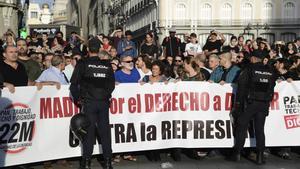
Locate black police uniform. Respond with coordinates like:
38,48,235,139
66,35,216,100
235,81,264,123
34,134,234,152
0,72,3,97
0,72,3,89
70,56,115,168
232,61,276,164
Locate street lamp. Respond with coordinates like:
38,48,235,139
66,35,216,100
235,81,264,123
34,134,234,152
244,23,270,38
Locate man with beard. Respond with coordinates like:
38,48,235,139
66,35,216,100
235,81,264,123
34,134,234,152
17,39,41,85
136,54,152,81
115,55,140,83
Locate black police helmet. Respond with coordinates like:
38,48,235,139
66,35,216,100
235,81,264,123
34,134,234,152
70,113,91,141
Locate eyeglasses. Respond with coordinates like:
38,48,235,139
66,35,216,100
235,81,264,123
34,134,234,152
122,60,133,63
175,60,182,62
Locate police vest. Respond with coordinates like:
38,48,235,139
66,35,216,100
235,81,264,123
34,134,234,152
248,64,274,102
79,58,113,101
82,59,111,89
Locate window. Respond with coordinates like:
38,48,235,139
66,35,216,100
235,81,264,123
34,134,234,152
284,2,295,19
201,3,212,25
241,3,253,21
222,3,232,24
281,33,296,43
176,3,186,20
31,11,38,19
263,2,273,20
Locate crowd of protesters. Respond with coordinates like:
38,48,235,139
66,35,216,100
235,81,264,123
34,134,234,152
0,26,300,168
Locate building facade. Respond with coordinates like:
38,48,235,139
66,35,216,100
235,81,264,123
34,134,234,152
87,0,111,35
0,0,24,36
67,0,112,39
27,3,52,25
52,0,67,24
119,0,300,46
67,0,91,38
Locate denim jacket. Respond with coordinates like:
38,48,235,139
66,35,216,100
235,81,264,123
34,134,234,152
117,39,137,57
209,66,224,83
223,65,240,83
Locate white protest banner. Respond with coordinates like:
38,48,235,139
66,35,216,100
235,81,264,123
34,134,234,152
0,81,299,167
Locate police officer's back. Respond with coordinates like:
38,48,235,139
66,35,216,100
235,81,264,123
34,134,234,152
70,55,115,102
230,50,276,165
70,38,115,169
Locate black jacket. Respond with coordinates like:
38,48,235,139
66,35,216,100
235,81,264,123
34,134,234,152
0,72,3,89
235,62,276,105
70,56,115,103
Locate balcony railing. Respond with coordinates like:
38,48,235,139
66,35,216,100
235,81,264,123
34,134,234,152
159,18,300,27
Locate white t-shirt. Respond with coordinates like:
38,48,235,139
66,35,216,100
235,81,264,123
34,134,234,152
185,43,202,55
63,64,74,82
137,68,152,81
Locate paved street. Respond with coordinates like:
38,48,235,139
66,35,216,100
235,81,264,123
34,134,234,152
5,151,300,169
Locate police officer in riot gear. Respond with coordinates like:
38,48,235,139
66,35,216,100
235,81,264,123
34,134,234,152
70,38,115,169
229,50,276,165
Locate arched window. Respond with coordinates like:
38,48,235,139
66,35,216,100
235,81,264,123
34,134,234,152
201,3,212,25
222,3,232,24
176,3,186,20
263,2,273,20
241,3,253,21
284,2,295,19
